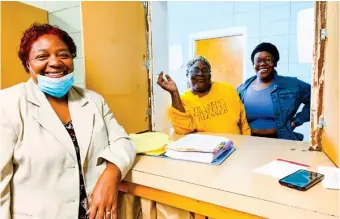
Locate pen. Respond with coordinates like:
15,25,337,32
277,159,310,167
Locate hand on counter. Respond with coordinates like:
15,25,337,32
87,162,121,219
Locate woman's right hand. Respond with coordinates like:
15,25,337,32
157,72,178,94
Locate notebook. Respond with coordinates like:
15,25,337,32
164,134,234,164
318,166,340,190
148,146,235,166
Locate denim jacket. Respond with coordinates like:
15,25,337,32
237,71,311,141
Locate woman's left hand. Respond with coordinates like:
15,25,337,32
87,162,121,219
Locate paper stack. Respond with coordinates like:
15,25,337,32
318,166,340,190
129,132,172,155
165,134,234,163
253,159,308,179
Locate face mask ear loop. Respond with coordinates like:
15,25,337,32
27,62,40,85
28,63,38,75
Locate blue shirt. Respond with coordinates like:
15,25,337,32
243,82,276,130
237,71,311,141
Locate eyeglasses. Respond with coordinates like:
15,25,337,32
254,56,274,65
189,67,211,76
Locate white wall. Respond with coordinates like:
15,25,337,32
167,1,314,90
20,1,85,88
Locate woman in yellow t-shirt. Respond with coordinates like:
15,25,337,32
158,56,251,136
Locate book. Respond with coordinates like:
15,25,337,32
165,134,234,164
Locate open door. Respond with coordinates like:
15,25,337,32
311,1,339,167
321,2,339,166
190,28,246,88
0,1,48,89
81,2,150,134
195,35,244,88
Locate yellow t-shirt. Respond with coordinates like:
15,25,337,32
169,82,251,135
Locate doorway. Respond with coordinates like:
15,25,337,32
189,27,247,88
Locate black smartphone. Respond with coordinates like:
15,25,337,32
279,169,325,191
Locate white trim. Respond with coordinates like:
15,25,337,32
188,26,248,82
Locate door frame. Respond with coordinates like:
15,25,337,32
188,27,248,81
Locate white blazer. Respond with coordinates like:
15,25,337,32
0,79,136,219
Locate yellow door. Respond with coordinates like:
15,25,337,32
0,1,48,89
82,2,149,134
195,35,244,88
322,1,339,166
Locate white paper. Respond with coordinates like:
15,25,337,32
254,160,308,179
165,149,214,163
166,134,231,152
169,44,183,71
318,166,340,190
297,8,314,64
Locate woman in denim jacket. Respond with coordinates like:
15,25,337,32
237,42,311,141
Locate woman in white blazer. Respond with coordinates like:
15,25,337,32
0,23,136,219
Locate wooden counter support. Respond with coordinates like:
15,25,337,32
194,214,206,219
119,181,264,219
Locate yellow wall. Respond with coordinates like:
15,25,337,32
322,1,339,166
0,2,48,89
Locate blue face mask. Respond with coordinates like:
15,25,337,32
28,64,74,98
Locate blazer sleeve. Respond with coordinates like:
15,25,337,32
0,107,18,219
96,96,136,180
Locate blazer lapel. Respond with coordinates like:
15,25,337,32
26,79,77,161
68,87,94,166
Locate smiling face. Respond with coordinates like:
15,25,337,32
27,34,74,82
253,51,276,81
187,60,212,93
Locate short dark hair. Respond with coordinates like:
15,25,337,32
18,23,77,73
186,56,211,76
251,42,280,64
